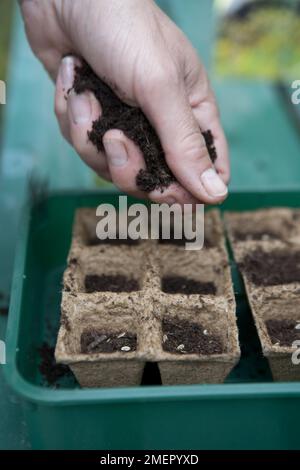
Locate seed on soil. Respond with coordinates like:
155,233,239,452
88,334,107,350
81,329,137,354
176,344,185,351
84,274,140,293
203,329,208,335
163,334,168,343
295,324,300,330
162,275,217,295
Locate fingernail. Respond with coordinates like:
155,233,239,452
103,139,128,166
201,168,228,198
60,56,75,92
69,91,92,124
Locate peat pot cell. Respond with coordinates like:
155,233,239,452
158,248,224,295
162,317,223,355
240,248,300,287
56,314,144,387
158,312,239,385
251,298,300,381
73,208,141,247
226,209,296,243
74,249,144,293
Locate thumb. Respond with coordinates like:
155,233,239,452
140,78,228,203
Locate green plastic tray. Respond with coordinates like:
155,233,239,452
4,190,300,450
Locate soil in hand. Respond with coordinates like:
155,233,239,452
81,329,137,354
162,317,223,355
73,61,217,192
85,274,139,293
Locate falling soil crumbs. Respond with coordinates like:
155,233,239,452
266,319,300,347
162,317,223,355
85,274,139,293
73,61,217,192
240,249,300,286
162,275,216,295
38,342,70,386
81,329,137,354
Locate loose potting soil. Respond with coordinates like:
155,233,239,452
73,61,217,192
81,329,137,353
38,342,70,386
162,317,223,355
266,319,300,347
162,275,217,295
85,274,139,293
240,249,300,286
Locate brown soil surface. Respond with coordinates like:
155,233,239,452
162,317,223,355
161,275,216,295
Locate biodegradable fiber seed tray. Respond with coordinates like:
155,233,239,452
55,209,240,387
225,208,300,381
7,191,300,450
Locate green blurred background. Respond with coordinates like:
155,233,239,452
0,0,13,124
0,1,13,77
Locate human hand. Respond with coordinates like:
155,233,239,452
20,0,229,205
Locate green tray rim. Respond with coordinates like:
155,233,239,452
4,188,300,406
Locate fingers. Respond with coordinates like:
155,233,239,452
103,130,198,205
102,130,148,199
192,93,230,185
149,184,198,207
68,90,110,178
55,56,110,178
55,56,80,143
139,74,228,204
